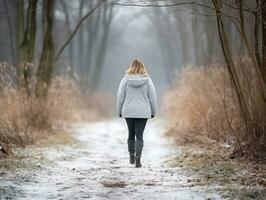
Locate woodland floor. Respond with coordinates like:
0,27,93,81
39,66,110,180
0,118,265,200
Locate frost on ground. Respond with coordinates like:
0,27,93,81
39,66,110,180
0,119,264,200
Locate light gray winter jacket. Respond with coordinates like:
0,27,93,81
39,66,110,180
116,74,157,119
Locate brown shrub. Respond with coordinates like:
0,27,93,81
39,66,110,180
163,59,266,160
0,88,51,146
47,77,114,122
0,63,112,147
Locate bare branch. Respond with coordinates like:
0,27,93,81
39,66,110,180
222,1,254,14
55,0,106,61
107,0,217,11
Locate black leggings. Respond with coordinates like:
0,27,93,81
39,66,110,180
125,118,148,141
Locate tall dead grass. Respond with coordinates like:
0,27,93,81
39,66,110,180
163,58,266,160
0,63,112,147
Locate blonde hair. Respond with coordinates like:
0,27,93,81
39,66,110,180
126,59,148,75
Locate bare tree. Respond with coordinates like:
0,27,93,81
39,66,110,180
261,0,266,82
16,0,38,91
3,0,16,65
36,0,55,97
90,3,114,89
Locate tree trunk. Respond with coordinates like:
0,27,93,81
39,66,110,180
254,0,263,70
16,0,24,64
79,0,84,77
237,0,266,96
212,0,247,154
212,0,248,124
59,0,74,78
20,0,38,63
16,0,38,91
36,0,55,97
3,0,16,65
261,0,266,82
86,4,102,88
91,4,113,90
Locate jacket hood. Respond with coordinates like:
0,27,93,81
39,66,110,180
125,74,149,87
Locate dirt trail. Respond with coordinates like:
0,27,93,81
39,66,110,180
1,118,224,200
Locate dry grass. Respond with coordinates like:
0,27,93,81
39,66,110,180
0,63,113,150
163,58,266,160
46,76,112,123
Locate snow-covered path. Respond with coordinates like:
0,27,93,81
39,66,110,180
1,118,223,200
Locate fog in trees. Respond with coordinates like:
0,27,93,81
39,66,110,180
1,0,249,97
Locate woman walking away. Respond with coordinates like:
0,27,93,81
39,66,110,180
116,59,157,168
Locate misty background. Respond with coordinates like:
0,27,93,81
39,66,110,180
1,0,248,100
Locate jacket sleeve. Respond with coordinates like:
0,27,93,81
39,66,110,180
148,77,157,116
116,78,126,115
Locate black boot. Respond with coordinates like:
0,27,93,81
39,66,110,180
135,155,142,168
135,140,143,168
127,140,135,164
129,153,135,164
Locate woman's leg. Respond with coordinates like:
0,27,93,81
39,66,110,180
125,118,136,164
134,118,148,168
125,118,135,141
135,118,147,142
